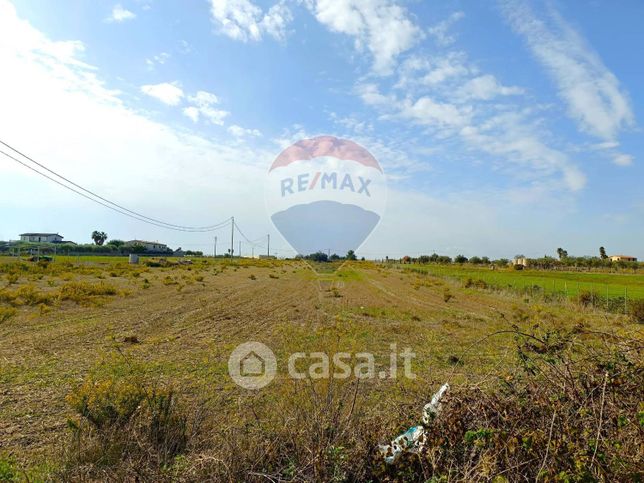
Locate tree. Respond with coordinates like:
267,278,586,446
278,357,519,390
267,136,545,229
599,246,608,259
455,254,468,264
346,249,357,261
91,231,108,246
130,243,147,254
306,251,328,262
106,239,124,248
556,248,568,260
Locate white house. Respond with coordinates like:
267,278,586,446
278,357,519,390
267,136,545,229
609,255,637,262
124,240,169,252
512,256,529,267
20,233,64,243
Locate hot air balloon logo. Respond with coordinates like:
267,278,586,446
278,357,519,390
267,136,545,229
265,136,386,257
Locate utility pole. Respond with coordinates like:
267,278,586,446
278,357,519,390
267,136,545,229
251,246,254,258
214,236,217,258
239,241,242,258
230,217,234,260
267,234,270,258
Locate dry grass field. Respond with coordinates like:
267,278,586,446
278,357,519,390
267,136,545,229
0,257,641,481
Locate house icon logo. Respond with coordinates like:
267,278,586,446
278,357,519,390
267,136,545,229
240,350,265,376
228,342,277,389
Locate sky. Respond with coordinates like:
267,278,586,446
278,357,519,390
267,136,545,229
0,0,642,259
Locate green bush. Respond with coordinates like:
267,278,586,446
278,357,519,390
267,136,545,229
629,299,644,323
66,376,146,429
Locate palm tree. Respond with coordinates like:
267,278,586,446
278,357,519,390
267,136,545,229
91,230,108,246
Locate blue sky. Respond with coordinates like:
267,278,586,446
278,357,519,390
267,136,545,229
0,0,642,259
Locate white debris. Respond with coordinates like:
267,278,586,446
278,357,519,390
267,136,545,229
379,383,450,464
378,425,425,464
422,383,449,424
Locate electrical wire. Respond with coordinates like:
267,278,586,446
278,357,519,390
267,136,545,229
0,139,231,232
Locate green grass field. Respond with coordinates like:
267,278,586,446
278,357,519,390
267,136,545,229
399,263,644,300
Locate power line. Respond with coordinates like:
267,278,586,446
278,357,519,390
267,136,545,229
0,139,231,232
234,222,266,248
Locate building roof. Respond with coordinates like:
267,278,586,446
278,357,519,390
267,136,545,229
126,239,168,246
20,233,63,237
610,255,636,258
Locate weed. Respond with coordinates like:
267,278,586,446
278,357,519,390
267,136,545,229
0,455,18,482
0,307,17,323
5,273,19,285
63,376,196,480
629,299,644,323
443,287,453,303
0,284,55,307
249,274,257,280
66,375,146,429
58,281,119,305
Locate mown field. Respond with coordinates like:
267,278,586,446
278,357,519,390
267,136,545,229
0,256,641,481
398,263,644,301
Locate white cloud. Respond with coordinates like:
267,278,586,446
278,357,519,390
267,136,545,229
502,0,634,143
106,4,136,23
427,11,464,46
356,83,393,106
357,73,582,191
183,90,230,125
457,74,524,100
459,114,586,191
145,52,170,69
228,124,262,137
612,153,633,167
312,0,422,75
209,0,292,42
188,90,219,107
140,82,184,105
182,106,200,123
400,96,471,128
395,53,470,93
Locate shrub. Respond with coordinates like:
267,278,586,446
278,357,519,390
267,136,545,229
629,299,644,323
5,273,19,285
66,376,146,429
443,287,453,302
410,327,643,482
0,307,17,323
0,455,17,482
0,284,55,307
63,376,195,479
578,290,593,306
58,281,118,304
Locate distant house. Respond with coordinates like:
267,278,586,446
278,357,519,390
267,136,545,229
173,247,185,257
124,240,169,253
512,256,529,267
20,233,64,243
609,255,637,262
